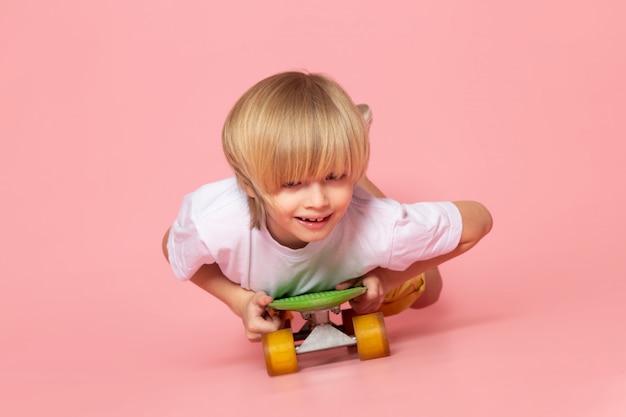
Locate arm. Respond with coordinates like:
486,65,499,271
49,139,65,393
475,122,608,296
357,175,493,285
377,200,492,292
162,229,281,341
342,200,492,313
189,263,281,341
346,178,493,312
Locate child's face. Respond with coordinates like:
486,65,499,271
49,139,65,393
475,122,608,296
264,173,354,249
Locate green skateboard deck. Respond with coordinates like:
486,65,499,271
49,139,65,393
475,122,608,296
268,287,367,312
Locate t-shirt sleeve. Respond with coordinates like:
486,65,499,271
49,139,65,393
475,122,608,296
387,201,463,271
166,193,215,281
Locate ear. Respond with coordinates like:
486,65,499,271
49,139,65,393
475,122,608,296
241,182,257,199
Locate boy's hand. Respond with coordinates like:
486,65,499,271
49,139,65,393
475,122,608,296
240,290,281,342
187,264,282,342
335,269,386,314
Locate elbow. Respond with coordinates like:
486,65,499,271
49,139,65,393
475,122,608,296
456,201,493,248
162,228,171,262
479,203,493,238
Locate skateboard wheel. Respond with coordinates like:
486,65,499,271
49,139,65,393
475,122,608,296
352,312,390,360
262,328,298,376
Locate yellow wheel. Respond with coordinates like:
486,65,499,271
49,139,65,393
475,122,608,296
352,312,390,360
262,328,298,376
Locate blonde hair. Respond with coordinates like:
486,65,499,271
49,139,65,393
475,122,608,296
222,71,370,229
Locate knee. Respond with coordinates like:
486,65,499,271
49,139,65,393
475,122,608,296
411,267,443,309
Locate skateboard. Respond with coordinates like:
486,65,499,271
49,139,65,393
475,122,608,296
262,287,390,376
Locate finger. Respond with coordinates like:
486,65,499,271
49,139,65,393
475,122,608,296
248,314,281,335
335,278,363,290
353,291,378,304
247,332,262,343
357,303,381,314
362,278,383,295
246,316,281,343
350,295,383,314
351,300,376,314
252,291,274,307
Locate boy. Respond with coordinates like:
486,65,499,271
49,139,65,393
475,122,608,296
163,71,492,341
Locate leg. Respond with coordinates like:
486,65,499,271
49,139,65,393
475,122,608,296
411,267,443,309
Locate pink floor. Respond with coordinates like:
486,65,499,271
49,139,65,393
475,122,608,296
2,1,625,416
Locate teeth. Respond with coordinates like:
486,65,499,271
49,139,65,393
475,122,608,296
301,217,323,222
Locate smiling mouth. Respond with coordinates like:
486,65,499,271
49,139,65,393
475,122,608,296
297,216,330,223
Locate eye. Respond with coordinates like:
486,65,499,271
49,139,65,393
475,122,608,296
325,173,346,181
282,181,301,188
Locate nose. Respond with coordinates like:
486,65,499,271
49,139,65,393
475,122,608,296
304,182,329,209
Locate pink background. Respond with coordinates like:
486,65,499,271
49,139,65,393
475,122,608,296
2,1,625,415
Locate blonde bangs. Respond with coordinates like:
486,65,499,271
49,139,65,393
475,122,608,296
259,101,366,193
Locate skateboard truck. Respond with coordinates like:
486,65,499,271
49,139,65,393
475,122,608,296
262,287,390,376
296,309,355,354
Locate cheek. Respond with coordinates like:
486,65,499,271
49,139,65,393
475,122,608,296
267,196,295,218
335,188,354,212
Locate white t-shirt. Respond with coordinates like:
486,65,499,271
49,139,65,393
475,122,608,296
167,177,462,298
